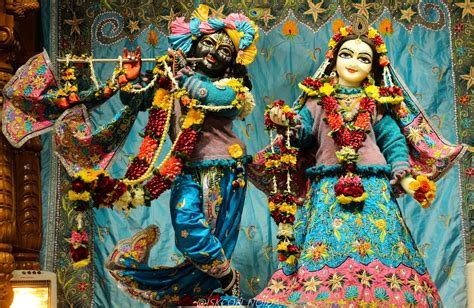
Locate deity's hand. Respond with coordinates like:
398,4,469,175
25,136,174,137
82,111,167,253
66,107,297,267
168,48,188,75
123,46,142,81
400,176,416,196
269,106,289,127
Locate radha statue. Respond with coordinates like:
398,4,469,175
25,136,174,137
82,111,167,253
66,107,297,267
253,18,466,307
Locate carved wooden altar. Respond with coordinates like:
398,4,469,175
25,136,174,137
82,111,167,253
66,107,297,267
0,1,41,307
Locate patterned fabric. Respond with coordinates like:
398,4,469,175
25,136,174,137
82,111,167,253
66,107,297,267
2,52,58,147
388,66,467,181
106,165,247,305
54,104,139,175
256,175,442,306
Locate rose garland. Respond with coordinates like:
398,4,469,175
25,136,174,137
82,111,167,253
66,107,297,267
263,100,301,264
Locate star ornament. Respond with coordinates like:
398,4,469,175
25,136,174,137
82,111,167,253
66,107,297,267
400,7,416,22
260,8,276,27
210,5,226,19
455,0,474,19
65,12,84,35
460,66,474,89
303,276,322,293
127,20,140,33
353,0,374,19
304,0,327,23
161,8,178,29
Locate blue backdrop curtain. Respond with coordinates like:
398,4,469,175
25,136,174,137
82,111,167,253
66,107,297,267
38,1,470,307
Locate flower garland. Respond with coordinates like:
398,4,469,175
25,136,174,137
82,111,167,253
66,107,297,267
65,56,252,265
263,100,301,264
299,76,407,206
325,26,390,67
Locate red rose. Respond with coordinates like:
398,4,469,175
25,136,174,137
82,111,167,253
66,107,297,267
288,245,299,253
70,245,89,262
72,179,85,192
414,190,426,202
419,182,431,193
97,175,116,193
278,254,286,262
333,33,342,42
372,35,384,46
158,77,172,90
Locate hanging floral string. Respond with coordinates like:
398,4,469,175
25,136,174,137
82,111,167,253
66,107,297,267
263,100,300,264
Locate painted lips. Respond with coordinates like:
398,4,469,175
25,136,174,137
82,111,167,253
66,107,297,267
346,67,358,73
206,55,216,64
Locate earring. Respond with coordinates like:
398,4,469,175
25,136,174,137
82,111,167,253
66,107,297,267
368,73,375,84
329,71,337,78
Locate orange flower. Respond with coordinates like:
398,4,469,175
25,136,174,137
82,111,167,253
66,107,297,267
137,136,158,162
379,18,394,35
332,18,345,34
282,20,298,37
160,156,183,180
147,30,158,47
327,113,343,131
354,112,370,130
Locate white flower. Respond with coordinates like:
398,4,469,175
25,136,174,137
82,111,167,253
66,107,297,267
239,90,255,120
114,191,132,213
278,223,294,237
131,187,145,207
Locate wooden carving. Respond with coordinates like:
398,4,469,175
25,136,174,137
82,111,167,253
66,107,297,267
12,137,42,271
6,0,40,17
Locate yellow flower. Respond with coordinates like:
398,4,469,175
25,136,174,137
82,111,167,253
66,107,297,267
226,79,243,92
182,108,205,128
228,144,243,159
319,83,334,97
277,240,290,251
376,44,387,54
281,154,296,165
268,201,277,212
279,203,297,216
429,181,437,192
367,28,378,39
75,169,104,183
364,85,380,99
282,105,293,113
153,88,171,109
68,190,90,202
416,175,428,182
285,255,296,265
328,39,337,49
426,191,436,202
408,180,421,191
175,89,186,99
339,26,348,37
375,219,386,230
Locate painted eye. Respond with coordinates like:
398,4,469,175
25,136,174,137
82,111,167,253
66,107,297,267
201,38,214,47
338,51,352,58
358,57,371,64
219,47,232,57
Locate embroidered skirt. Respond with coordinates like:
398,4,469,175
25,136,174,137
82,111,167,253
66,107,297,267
256,174,441,307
